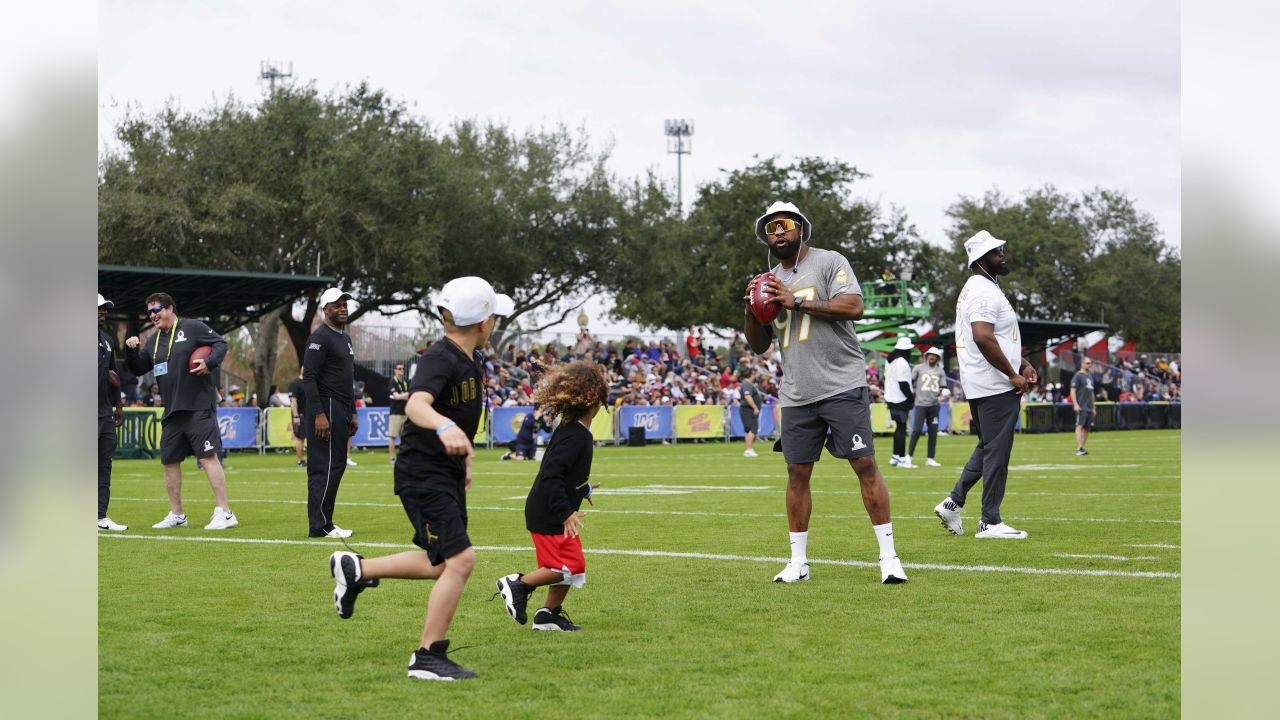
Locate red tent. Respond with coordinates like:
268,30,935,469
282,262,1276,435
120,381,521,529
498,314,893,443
1086,337,1109,363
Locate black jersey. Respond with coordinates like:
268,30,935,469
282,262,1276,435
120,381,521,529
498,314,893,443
287,378,307,416
125,318,227,420
98,328,116,419
301,324,355,417
524,421,594,534
394,339,485,496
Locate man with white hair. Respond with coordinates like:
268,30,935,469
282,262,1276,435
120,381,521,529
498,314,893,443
934,231,1037,539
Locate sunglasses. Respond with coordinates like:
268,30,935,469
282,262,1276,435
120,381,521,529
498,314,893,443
764,218,802,235
147,306,165,315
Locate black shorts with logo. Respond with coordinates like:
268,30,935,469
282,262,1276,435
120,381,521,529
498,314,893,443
741,408,759,434
1077,409,1095,428
399,486,471,566
160,409,223,465
776,386,876,464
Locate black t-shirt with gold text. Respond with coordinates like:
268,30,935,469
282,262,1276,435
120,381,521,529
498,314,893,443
394,339,485,496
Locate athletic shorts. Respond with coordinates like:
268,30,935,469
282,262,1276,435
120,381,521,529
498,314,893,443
292,419,306,441
399,488,471,566
389,413,407,438
160,409,222,465
530,531,586,588
741,409,759,434
1077,409,1095,428
776,386,875,464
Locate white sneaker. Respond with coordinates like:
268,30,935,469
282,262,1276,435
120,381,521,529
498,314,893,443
879,555,908,584
205,508,239,530
347,457,358,467
743,449,759,458
152,512,188,529
898,457,918,469
889,455,900,466
975,522,1028,539
926,458,943,467
97,517,127,531
325,525,354,539
933,498,964,536
772,562,810,583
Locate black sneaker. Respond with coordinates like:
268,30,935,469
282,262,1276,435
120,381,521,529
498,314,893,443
532,606,581,632
492,574,533,625
407,640,476,681
1076,448,1089,456
330,551,378,619
296,460,306,467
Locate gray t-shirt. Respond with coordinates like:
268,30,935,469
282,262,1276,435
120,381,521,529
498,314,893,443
740,380,762,417
770,247,866,407
911,363,948,407
1072,371,1095,408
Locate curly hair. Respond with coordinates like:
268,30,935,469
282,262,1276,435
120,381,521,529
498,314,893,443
532,360,609,423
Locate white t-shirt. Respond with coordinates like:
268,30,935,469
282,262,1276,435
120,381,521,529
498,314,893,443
955,274,1022,400
883,357,914,404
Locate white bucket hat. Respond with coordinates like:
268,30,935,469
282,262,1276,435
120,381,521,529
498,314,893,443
964,230,1006,266
754,201,812,244
925,346,944,358
318,288,353,307
893,336,915,351
438,276,515,326
97,293,114,308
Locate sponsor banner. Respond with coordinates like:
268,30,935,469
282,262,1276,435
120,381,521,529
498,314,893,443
216,407,260,449
726,405,779,438
352,407,391,447
675,405,724,439
490,406,553,445
116,408,164,458
588,406,613,442
265,407,294,448
950,402,972,434
619,405,674,440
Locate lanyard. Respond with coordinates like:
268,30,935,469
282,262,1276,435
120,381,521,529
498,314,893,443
153,319,179,363
395,377,407,393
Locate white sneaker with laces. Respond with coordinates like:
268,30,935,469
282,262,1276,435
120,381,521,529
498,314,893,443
975,522,1028,539
889,455,900,466
926,458,943,467
325,525,354,539
879,555,908,584
152,512,188,529
772,562,810,583
898,457,918,469
743,449,759,458
204,509,239,530
97,517,127,531
933,498,963,535
347,457,358,467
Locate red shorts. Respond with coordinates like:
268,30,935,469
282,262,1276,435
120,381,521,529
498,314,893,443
531,532,586,576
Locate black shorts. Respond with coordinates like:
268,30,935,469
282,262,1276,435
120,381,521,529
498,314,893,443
292,420,306,441
777,387,875,464
741,409,759,434
399,487,471,566
1077,409,1095,428
160,409,222,465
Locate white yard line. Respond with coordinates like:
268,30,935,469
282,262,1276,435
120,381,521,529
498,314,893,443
98,533,1180,579
1127,543,1181,549
1054,553,1160,561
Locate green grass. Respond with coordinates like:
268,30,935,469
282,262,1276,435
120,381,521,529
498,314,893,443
99,429,1180,719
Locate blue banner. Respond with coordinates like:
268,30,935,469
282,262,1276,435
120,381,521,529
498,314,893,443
490,406,553,445
906,406,953,434
352,407,392,447
727,404,778,438
216,407,260,449
619,405,674,440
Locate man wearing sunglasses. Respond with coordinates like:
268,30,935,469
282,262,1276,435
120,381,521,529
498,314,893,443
124,292,238,530
743,201,907,585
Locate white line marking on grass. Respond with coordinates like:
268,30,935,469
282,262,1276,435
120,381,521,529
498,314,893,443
1008,464,1141,471
1128,543,1181,549
1054,553,1160,561
98,534,1180,579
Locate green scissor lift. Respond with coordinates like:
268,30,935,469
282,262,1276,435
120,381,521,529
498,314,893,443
857,279,931,355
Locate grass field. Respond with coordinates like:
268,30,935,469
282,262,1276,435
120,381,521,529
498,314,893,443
99,429,1180,719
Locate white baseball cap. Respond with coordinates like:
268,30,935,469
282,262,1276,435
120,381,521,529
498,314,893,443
318,288,353,307
438,276,515,326
926,347,944,358
893,336,915,351
964,230,1006,266
97,293,114,308
754,201,812,243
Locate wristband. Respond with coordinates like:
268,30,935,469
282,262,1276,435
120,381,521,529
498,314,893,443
435,421,457,435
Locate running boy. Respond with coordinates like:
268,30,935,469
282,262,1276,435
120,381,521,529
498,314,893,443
327,277,513,681
494,360,608,632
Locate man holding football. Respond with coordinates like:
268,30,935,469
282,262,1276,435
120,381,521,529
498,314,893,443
743,201,907,585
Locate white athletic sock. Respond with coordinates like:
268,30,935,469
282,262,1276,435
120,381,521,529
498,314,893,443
873,522,897,558
789,531,809,564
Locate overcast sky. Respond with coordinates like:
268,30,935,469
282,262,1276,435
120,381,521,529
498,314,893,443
99,0,1179,336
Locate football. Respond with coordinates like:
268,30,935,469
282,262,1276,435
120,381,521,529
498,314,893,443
189,345,213,371
748,273,782,324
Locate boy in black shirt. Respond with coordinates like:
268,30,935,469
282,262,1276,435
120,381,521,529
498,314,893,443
327,276,513,681
494,361,608,632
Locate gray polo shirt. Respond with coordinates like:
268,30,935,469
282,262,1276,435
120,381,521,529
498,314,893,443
1072,371,1096,408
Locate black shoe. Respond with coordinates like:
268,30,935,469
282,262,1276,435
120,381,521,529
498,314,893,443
493,574,533,625
407,640,476,681
296,460,306,467
330,551,378,619
532,606,581,632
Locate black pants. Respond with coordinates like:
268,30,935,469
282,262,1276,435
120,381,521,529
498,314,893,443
306,399,351,535
889,402,912,457
950,391,1020,525
98,416,116,519
909,405,941,459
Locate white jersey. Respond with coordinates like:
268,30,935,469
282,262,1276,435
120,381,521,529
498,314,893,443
955,274,1022,400
883,357,913,404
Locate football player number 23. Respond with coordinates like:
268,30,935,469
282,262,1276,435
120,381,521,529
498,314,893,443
773,287,817,348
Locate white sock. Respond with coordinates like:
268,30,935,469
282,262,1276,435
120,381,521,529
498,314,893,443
789,531,809,564
873,522,897,559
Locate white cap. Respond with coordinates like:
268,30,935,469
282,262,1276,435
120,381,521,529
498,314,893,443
97,293,114,308
754,201,812,243
438,276,515,326
319,288,353,307
964,230,1006,266
926,346,944,357
893,336,915,351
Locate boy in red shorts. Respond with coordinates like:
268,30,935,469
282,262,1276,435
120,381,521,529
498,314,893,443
494,361,607,631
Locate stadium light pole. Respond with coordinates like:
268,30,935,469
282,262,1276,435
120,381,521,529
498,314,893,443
664,119,694,215
260,60,293,94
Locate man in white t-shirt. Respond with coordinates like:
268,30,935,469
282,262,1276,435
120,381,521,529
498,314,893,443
933,231,1038,540
883,335,916,468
